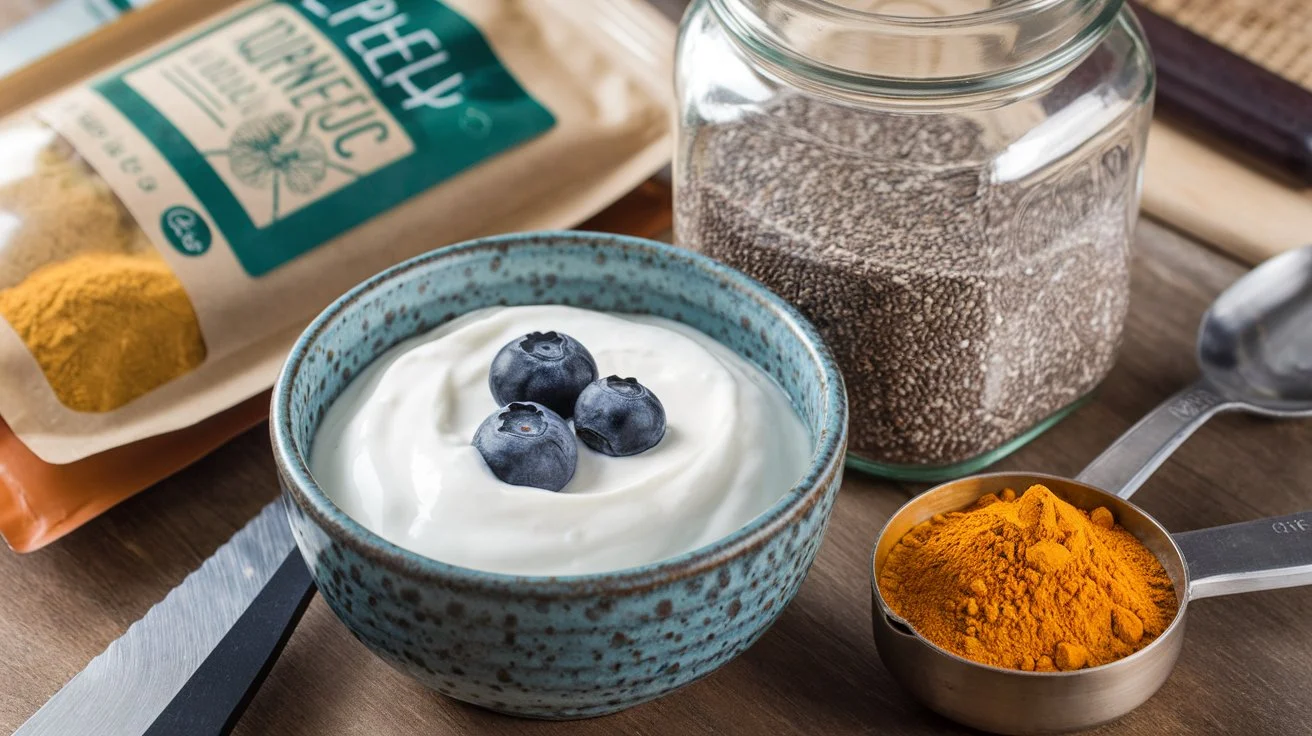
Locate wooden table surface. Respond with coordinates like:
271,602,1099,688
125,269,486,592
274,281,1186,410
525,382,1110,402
3,216,1311,735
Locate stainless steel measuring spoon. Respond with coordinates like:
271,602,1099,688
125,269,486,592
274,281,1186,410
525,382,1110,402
870,472,1312,735
1078,245,1312,498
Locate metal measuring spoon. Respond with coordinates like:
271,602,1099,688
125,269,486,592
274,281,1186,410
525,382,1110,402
1077,245,1312,498
870,472,1312,735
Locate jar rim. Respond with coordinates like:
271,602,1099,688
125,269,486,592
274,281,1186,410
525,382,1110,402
776,0,1083,29
707,0,1128,102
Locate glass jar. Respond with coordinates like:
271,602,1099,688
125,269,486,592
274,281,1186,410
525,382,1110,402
674,0,1153,480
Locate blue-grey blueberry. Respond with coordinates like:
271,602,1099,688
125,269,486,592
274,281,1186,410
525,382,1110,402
489,331,597,418
473,402,577,491
573,376,666,457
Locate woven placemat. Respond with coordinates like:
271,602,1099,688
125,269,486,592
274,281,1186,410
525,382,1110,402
1140,0,1312,89
1138,0,1312,264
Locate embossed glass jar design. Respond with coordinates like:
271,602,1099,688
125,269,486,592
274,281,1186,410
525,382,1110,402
674,0,1154,480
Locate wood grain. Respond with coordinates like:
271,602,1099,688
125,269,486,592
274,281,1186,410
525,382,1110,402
1131,1,1312,265
2,219,1309,735
1133,2,1312,184
1139,0,1312,90
1143,120,1312,265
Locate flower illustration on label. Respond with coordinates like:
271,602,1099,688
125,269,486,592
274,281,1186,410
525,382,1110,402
205,112,359,222
229,113,327,192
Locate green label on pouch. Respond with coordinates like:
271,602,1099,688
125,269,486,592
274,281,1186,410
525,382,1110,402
91,0,554,276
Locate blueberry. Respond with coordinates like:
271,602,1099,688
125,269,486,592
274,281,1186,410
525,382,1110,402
489,331,597,418
573,376,666,457
473,402,576,491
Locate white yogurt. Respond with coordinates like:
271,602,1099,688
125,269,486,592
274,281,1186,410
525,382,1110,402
310,305,811,575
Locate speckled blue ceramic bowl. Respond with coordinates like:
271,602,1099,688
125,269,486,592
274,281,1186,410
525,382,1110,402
271,231,847,719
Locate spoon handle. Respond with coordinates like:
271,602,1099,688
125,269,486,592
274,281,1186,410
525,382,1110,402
1173,512,1312,600
1075,379,1231,499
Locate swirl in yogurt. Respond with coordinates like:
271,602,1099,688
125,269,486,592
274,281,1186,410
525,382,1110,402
310,305,811,575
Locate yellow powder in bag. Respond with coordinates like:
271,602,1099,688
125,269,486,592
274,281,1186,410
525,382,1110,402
0,126,205,412
0,130,150,289
0,251,206,412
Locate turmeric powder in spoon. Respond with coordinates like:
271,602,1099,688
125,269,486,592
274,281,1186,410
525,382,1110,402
878,484,1178,671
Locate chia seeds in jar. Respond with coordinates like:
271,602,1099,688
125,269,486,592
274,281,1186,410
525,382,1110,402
674,0,1154,479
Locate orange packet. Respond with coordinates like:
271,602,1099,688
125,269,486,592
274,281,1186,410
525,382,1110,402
0,393,269,553
0,181,672,553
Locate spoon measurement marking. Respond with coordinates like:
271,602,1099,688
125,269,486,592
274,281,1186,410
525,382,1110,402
1272,519,1311,534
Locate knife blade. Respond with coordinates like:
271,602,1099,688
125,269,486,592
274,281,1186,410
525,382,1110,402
14,500,309,736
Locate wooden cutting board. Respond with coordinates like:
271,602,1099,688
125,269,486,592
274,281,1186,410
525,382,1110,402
1140,0,1312,88
1139,0,1312,263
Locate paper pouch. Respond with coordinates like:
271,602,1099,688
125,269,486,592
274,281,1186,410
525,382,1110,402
0,0,674,548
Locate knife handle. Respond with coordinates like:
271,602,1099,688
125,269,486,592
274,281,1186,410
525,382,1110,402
1131,2,1312,185
143,549,316,736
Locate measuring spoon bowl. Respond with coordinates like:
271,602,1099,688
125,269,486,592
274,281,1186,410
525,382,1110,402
1078,244,1312,498
1198,244,1312,416
870,472,1312,735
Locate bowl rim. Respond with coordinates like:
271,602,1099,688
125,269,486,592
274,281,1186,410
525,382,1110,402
271,230,848,596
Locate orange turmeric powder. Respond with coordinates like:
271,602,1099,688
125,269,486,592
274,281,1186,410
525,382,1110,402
878,484,1178,672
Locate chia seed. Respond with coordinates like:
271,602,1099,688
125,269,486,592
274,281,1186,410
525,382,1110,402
676,96,1140,467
